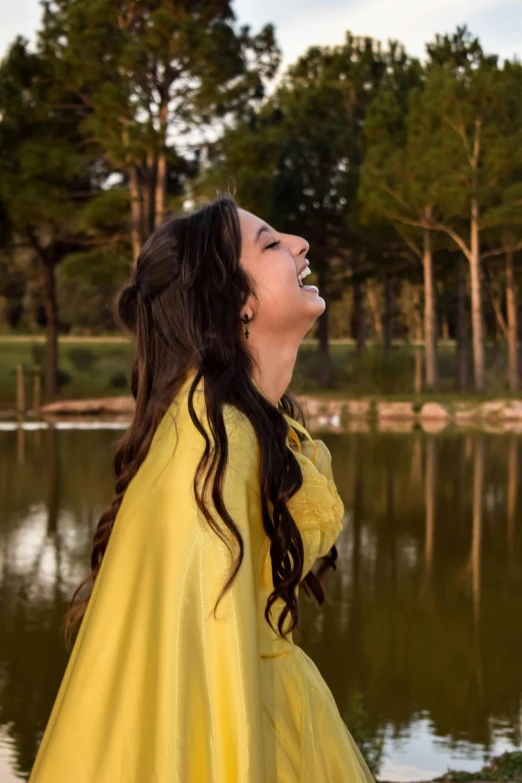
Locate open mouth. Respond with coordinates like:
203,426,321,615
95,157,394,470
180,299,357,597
297,267,312,287
297,266,319,292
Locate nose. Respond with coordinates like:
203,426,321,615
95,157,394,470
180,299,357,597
293,236,309,258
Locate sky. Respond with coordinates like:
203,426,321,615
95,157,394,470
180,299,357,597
1,0,520,69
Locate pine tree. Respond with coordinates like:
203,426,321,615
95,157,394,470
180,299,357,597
39,0,281,259
198,33,420,386
0,38,99,394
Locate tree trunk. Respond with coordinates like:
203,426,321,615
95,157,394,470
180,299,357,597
423,227,438,391
506,248,518,391
128,165,143,262
155,152,167,228
353,279,366,356
42,261,59,396
414,347,423,394
383,275,393,358
490,293,508,340
413,286,423,394
442,314,449,341
456,258,468,391
154,101,169,228
143,150,155,237
366,280,383,342
26,227,59,396
469,198,485,391
485,262,508,340
122,128,144,260
317,264,332,387
317,304,332,387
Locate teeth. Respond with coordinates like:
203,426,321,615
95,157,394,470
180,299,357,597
297,267,311,286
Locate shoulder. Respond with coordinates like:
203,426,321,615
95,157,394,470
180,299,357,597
222,404,260,491
161,381,260,485
223,403,257,445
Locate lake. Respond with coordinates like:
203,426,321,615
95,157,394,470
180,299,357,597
1,421,521,781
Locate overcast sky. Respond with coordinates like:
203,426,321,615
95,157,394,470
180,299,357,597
1,0,520,69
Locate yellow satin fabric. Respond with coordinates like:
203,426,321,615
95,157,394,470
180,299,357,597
29,369,375,783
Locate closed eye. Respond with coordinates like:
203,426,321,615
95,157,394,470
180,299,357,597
265,240,281,250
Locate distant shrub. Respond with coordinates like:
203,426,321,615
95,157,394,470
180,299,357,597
30,342,46,368
57,368,72,388
343,348,412,394
67,347,98,373
110,372,128,390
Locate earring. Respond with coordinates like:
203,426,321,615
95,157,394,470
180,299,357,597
242,313,250,339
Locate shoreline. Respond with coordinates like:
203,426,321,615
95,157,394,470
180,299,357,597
377,750,522,783
3,395,522,434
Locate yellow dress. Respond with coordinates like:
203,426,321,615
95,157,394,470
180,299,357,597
29,368,375,783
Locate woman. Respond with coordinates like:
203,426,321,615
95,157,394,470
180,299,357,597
29,196,375,782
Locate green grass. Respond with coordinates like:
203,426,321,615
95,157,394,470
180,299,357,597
0,335,520,408
0,337,134,407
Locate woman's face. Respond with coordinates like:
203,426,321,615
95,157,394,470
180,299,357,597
237,208,325,341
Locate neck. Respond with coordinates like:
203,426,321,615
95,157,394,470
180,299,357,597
250,338,299,407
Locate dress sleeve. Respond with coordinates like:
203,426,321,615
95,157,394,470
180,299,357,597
286,439,345,581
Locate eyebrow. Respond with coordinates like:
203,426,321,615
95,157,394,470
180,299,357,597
255,224,272,245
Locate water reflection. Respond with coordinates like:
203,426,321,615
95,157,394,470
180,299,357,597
0,426,117,782
0,426,521,781
299,430,522,779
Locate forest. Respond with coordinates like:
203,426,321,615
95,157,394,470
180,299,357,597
0,1,521,398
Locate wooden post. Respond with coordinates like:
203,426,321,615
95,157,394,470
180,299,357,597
16,364,25,417
17,424,25,465
33,365,41,411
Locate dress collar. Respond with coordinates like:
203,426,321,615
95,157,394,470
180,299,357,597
281,412,317,464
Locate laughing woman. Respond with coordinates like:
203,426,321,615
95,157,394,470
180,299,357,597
29,196,375,783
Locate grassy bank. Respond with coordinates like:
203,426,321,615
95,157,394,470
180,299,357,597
376,752,522,783
0,337,134,407
0,335,520,409
432,751,522,783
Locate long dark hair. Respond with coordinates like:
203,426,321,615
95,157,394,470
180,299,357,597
62,195,338,653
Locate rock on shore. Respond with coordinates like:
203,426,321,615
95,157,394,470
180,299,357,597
15,394,522,435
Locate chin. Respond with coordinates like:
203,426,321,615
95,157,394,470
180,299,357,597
305,293,326,317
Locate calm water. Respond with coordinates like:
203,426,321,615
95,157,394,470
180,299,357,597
1,422,521,782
